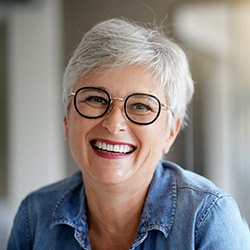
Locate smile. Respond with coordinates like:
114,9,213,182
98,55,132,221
91,140,135,154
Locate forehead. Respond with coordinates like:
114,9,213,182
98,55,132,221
74,65,164,97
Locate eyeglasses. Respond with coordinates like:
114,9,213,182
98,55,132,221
69,87,174,125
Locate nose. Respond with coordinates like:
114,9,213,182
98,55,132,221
101,101,128,134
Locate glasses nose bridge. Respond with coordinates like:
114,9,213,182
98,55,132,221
110,96,125,107
107,96,126,115
112,96,125,102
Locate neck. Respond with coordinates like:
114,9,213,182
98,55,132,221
85,178,150,227
83,175,152,249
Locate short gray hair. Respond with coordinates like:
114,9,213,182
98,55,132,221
62,18,194,125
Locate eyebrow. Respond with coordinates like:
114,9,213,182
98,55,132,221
78,85,163,100
85,85,155,97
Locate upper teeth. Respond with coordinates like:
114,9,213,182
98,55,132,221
94,141,134,153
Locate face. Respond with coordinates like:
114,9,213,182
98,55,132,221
64,65,180,189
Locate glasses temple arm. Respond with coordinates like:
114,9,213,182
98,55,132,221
161,103,175,118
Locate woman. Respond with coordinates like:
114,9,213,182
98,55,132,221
8,18,250,249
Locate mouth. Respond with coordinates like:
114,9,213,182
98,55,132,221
90,140,136,155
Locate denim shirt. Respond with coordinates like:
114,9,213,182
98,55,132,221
8,161,250,249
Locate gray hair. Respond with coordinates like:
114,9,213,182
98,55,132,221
62,18,194,125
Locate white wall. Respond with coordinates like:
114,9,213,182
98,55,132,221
5,0,65,236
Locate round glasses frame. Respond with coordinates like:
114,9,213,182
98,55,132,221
69,87,174,125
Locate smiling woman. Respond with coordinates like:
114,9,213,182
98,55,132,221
64,65,176,187
7,18,250,250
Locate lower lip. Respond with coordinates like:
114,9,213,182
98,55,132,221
92,147,132,159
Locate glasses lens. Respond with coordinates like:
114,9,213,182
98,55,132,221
125,94,160,125
75,88,110,118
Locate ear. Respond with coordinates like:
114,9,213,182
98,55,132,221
63,115,69,141
162,118,181,155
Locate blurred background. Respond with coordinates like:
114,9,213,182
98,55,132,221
0,0,250,248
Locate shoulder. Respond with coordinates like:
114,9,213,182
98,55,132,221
160,160,227,197
8,171,84,248
16,170,83,216
157,161,233,228
157,161,250,248
23,171,83,216
33,170,83,194
24,170,82,202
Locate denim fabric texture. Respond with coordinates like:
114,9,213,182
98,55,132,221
8,161,250,249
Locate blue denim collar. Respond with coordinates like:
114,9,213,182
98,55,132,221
132,164,177,248
50,174,91,248
50,162,177,248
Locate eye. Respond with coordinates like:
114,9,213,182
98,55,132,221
84,95,109,106
86,96,107,104
129,102,152,112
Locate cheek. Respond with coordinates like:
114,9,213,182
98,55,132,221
66,116,87,156
150,124,171,156
63,116,69,141
139,125,168,156
68,126,83,159
67,124,93,173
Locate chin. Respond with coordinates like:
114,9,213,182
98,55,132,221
88,167,134,186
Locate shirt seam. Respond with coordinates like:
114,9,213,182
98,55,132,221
177,185,227,198
25,196,32,250
194,194,232,241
